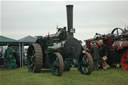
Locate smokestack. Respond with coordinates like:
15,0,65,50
66,5,74,37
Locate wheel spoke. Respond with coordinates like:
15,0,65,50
79,53,93,75
121,51,128,71
117,29,119,35
82,56,88,66
111,28,124,36
84,67,88,72
51,52,64,76
124,55,128,64
30,62,35,67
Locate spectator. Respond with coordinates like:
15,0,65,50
4,45,16,69
12,49,16,69
98,40,108,70
90,41,100,70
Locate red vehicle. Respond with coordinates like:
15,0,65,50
85,27,128,71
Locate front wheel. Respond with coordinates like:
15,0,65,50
79,52,93,75
51,52,64,76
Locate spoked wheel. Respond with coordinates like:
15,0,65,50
121,51,128,71
27,43,43,73
79,52,93,75
111,27,124,36
51,52,64,76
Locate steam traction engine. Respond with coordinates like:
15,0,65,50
85,27,128,71
27,5,93,76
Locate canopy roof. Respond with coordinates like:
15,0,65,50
0,35,18,46
19,36,37,44
0,35,37,46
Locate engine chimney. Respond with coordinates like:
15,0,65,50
66,5,75,37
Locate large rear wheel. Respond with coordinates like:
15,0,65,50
27,43,43,73
121,51,128,71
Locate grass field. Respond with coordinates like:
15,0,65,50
0,67,128,85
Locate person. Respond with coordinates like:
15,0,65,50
0,48,4,67
90,41,100,70
0,48,2,57
12,49,16,69
4,45,16,69
98,40,108,70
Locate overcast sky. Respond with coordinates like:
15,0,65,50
1,1,128,41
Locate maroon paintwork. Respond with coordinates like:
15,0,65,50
85,27,128,71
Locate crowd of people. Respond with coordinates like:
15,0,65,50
90,40,108,70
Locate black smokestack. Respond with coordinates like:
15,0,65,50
66,5,73,37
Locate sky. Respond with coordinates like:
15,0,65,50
1,1,128,41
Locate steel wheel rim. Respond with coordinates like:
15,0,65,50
121,51,128,71
80,55,89,74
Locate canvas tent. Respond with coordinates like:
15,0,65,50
0,35,37,68
18,36,37,67
19,35,37,45
0,35,21,67
0,35,18,46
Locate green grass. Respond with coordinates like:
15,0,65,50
0,67,128,85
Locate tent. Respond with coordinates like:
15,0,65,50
19,35,37,45
0,35,21,67
0,35,18,46
18,36,37,67
0,35,37,68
